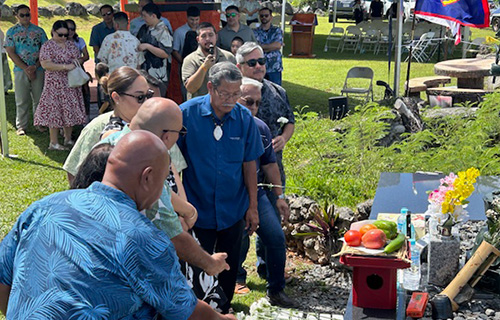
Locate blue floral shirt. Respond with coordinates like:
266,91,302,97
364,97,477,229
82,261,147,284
4,23,48,72
0,182,197,319
253,25,283,73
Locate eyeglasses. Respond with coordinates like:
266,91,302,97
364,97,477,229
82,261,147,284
241,57,266,67
57,33,69,38
215,88,241,100
226,12,238,18
240,97,260,107
120,89,155,103
163,126,187,137
102,11,113,17
68,27,76,31
259,14,270,18
19,13,31,18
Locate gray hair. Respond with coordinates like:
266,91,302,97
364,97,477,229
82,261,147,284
235,42,264,64
241,77,263,90
208,62,242,88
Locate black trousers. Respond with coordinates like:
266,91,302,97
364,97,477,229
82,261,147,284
193,219,245,313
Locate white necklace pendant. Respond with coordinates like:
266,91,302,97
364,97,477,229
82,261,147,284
213,125,223,141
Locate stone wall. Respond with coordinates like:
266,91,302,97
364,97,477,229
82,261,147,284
284,195,372,264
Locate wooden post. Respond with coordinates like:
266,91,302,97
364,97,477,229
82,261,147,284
441,240,500,311
30,0,38,26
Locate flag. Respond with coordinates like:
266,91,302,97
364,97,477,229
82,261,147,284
415,0,490,42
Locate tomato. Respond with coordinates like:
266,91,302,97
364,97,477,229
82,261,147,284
344,230,362,247
362,229,387,249
359,224,378,236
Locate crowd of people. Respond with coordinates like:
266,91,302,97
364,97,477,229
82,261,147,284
0,1,297,318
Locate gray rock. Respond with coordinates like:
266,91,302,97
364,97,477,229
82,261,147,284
47,5,67,16
38,7,53,17
495,311,500,319
66,2,87,16
335,206,354,231
1,4,13,18
355,199,373,221
85,4,100,16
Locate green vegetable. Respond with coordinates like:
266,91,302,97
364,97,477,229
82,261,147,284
373,220,398,239
384,233,406,254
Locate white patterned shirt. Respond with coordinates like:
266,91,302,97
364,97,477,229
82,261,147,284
97,30,145,73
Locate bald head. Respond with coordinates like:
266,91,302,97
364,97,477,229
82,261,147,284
102,130,170,211
129,98,183,148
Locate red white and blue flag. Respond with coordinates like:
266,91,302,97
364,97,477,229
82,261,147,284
415,0,490,42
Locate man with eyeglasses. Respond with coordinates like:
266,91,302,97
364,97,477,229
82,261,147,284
217,5,257,52
5,4,48,136
177,62,264,313
182,22,235,100
235,77,295,308
253,7,284,85
89,4,116,60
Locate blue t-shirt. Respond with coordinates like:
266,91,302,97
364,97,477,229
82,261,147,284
89,21,115,49
0,182,197,319
177,95,264,230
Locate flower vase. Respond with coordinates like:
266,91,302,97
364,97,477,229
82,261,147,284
427,222,461,288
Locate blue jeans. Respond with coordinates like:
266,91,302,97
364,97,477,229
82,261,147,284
265,72,282,86
237,192,286,294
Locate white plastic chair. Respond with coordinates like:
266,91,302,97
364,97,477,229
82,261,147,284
341,66,374,102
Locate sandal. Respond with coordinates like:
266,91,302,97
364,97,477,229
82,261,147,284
234,283,250,295
48,143,67,151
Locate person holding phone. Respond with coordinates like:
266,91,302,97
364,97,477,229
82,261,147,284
182,22,235,100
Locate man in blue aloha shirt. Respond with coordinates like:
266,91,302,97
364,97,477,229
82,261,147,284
5,4,48,136
177,62,264,313
253,7,283,85
0,131,236,320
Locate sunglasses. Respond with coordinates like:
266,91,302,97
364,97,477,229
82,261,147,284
260,14,270,18
121,89,155,103
102,11,113,17
242,57,266,67
68,27,76,31
226,12,238,18
241,97,260,107
163,126,188,137
19,13,31,18
57,33,69,38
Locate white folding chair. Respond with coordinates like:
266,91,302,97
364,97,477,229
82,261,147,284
341,26,362,53
360,29,380,54
324,27,345,52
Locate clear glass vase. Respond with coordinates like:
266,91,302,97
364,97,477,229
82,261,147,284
427,220,461,287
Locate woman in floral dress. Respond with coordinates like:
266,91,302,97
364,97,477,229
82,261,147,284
34,20,86,151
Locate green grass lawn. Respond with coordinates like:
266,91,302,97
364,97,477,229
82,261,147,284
0,8,498,315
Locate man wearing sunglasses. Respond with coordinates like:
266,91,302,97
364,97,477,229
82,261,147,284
235,77,295,308
5,4,48,136
182,22,235,100
89,5,116,61
253,7,284,86
217,5,257,52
